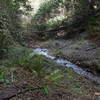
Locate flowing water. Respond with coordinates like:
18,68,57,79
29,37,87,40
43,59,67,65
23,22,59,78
34,48,100,84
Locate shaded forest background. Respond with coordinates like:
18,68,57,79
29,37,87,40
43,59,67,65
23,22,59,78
0,0,100,57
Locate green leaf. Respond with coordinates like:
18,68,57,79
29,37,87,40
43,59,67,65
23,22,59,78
42,85,49,95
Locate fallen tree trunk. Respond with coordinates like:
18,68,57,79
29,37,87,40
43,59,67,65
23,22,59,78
31,16,86,39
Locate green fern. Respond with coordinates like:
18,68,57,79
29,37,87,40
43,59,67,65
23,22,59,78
45,69,64,84
55,50,64,56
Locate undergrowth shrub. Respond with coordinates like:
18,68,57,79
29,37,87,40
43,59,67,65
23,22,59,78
0,66,13,83
55,50,64,56
3,47,47,77
0,12,13,58
87,16,100,39
0,67,8,83
1,47,64,94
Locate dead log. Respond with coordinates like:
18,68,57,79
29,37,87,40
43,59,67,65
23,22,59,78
0,87,42,100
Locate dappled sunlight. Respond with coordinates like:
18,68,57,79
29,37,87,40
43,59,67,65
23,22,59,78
29,0,45,15
46,15,68,26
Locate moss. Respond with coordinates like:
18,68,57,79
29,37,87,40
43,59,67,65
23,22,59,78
95,63,100,71
54,50,64,56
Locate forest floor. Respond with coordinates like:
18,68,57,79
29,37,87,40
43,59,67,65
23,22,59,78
0,37,100,100
0,65,100,100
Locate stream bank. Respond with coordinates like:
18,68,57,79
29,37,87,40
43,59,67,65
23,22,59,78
34,48,100,84
29,38,100,76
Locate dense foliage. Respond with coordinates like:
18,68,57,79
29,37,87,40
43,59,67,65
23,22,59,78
0,0,31,58
31,0,100,39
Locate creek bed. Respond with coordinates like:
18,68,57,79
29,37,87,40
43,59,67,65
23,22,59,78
34,48,100,84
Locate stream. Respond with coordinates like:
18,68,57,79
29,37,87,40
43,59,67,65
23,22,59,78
34,48,100,84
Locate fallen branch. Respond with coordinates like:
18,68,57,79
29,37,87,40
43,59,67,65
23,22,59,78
86,46,99,51
0,87,43,100
32,17,85,35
